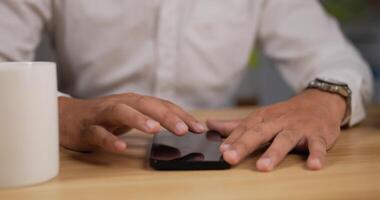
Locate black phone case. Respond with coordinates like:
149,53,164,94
150,152,230,170
149,131,231,170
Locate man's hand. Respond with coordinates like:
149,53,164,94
59,93,205,153
207,89,347,171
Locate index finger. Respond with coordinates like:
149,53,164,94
125,96,192,135
223,119,285,165
161,100,205,133
102,104,161,134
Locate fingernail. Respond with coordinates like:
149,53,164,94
146,119,159,130
176,122,188,134
258,158,272,169
114,140,126,150
220,144,231,152
225,150,239,164
310,158,322,169
194,123,205,132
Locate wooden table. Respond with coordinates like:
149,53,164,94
1,106,380,200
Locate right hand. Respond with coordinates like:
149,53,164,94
58,93,205,153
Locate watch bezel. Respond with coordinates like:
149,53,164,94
316,78,347,87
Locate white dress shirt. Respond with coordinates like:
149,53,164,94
0,0,373,126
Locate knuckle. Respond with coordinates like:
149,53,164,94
125,92,138,98
322,123,333,133
255,116,265,124
84,126,105,145
101,135,109,146
136,95,150,107
311,135,328,150
234,141,250,154
150,96,165,103
256,108,268,116
127,110,141,124
122,93,140,104
180,114,194,124
250,124,262,132
317,136,328,147
87,125,100,134
106,104,128,120
237,124,248,134
256,105,280,117
162,102,174,111
279,130,297,145
162,100,183,113
162,99,175,106
250,125,266,138
248,113,265,123
95,99,116,113
113,103,127,113
269,147,283,158
148,96,160,101
187,115,197,122
161,110,177,122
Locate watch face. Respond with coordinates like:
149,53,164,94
316,78,347,86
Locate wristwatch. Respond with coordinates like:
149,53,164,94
307,78,352,126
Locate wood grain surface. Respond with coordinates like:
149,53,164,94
1,106,379,200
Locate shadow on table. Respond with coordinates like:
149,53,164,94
63,133,152,167
241,143,339,172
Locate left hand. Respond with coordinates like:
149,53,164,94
207,89,347,171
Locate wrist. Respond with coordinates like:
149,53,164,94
302,89,347,124
306,78,352,126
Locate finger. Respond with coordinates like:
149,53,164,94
206,119,242,137
83,125,127,153
223,120,285,165
256,130,302,172
307,137,327,170
127,96,190,135
215,118,260,152
104,104,161,134
111,126,131,135
162,100,205,133
219,126,246,153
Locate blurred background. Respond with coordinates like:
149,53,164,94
35,0,380,106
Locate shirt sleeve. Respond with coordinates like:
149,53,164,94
0,0,52,61
258,0,374,126
0,0,71,98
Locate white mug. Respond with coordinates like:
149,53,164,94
0,62,59,188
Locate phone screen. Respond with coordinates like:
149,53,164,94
150,130,230,170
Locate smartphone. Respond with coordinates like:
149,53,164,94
150,130,230,170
